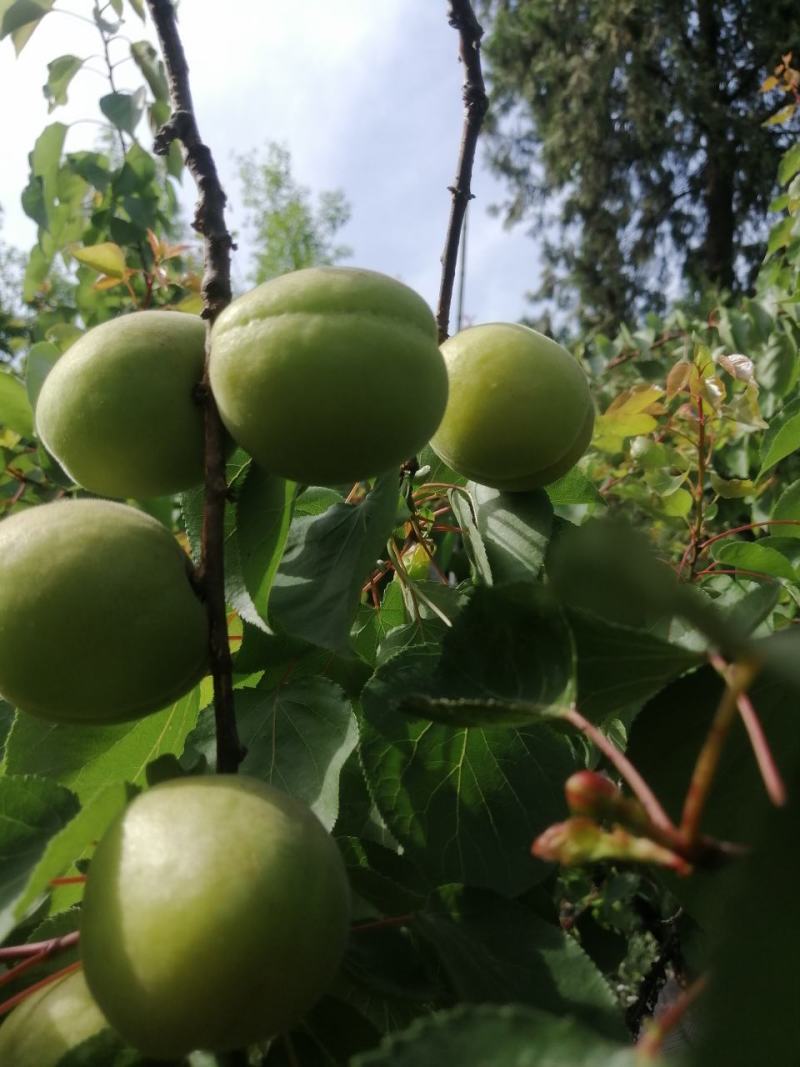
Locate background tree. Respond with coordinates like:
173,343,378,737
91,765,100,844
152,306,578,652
480,0,800,335
236,142,351,285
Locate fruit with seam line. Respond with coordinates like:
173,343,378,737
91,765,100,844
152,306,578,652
80,775,351,1058
35,310,206,499
430,322,595,491
0,498,208,723
209,266,448,485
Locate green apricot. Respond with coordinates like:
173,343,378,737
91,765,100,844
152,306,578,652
35,310,206,499
0,499,208,723
81,776,351,1058
209,266,448,485
0,970,110,1066
430,322,595,491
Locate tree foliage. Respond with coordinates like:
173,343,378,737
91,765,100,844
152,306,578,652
236,142,352,285
481,0,800,333
1,2,800,1064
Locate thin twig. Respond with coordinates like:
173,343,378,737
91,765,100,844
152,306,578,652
708,653,787,807
680,660,759,845
145,0,243,773
436,0,488,343
0,931,79,961
563,706,676,837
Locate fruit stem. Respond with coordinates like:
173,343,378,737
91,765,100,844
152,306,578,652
145,0,243,774
436,0,489,343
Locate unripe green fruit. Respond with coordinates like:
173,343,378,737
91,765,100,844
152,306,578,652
209,266,448,485
0,499,208,723
430,323,595,491
35,310,206,499
81,776,351,1058
0,970,110,1066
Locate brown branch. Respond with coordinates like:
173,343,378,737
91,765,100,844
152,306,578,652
436,0,489,343
145,0,243,774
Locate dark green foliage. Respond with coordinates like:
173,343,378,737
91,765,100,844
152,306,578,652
481,0,800,332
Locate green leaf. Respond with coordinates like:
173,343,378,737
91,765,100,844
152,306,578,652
23,122,67,231
71,241,126,277
711,540,797,582
758,396,800,479
467,483,552,583
568,608,703,724
546,466,604,506
10,781,133,931
99,88,145,136
0,0,54,52
771,478,800,537
130,40,169,101
351,1004,636,1067
0,370,34,436
0,774,79,940
767,215,796,255
449,489,493,585
362,584,575,728
236,466,296,628
338,836,429,915
779,142,800,186
43,54,83,111
127,0,145,17
659,486,693,517
3,685,204,807
270,472,400,651
414,886,625,1040
692,759,800,1067
183,677,356,830
25,340,60,409
360,625,581,894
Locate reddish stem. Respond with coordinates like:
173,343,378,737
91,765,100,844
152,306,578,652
0,931,79,961
0,961,82,1017
697,519,800,554
709,654,787,807
563,707,676,838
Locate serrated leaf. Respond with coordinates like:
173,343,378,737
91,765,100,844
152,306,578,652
351,1004,636,1067
711,541,797,582
0,774,79,940
467,482,552,583
758,396,800,479
2,686,203,806
236,466,296,627
546,466,604,506
269,472,400,651
43,54,83,111
568,608,702,724
363,584,575,728
0,370,34,436
11,781,133,930
71,241,126,277
414,886,625,1040
183,677,356,829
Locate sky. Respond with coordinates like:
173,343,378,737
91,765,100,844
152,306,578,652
0,0,542,328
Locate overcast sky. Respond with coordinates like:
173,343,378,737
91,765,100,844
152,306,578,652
0,1,541,327
0,1,546,328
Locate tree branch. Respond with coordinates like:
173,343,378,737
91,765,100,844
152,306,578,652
145,0,243,774
436,0,489,343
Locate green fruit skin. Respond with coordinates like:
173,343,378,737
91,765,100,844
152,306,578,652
0,499,208,723
430,322,595,491
0,970,109,1066
35,310,206,499
81,776,351,1058
209,267,448,485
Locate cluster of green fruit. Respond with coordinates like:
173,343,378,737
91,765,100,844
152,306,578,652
0,265,593,1060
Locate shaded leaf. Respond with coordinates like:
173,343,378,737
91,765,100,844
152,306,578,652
99,88,145,135
758,396,800,479
0,371,34,437
0,774,78,940
468,482,552,583
236,466,297,628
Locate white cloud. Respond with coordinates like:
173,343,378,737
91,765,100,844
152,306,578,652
0,0,540,326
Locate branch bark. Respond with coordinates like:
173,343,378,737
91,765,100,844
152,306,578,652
436,0,489,343
145,0,243,774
